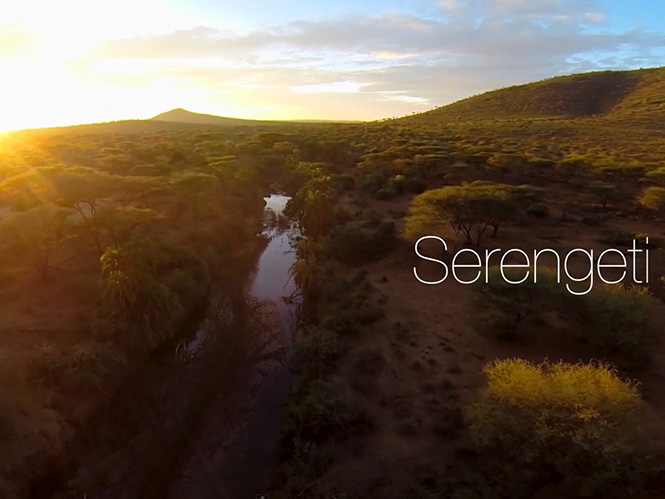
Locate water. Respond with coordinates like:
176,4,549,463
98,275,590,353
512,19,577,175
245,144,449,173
180,194,298,361
251,194,300,339
213,194,301,496
37,195,302,499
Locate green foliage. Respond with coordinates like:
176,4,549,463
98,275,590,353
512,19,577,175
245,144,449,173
638,186,665,212
475,267,560,340
476,267,655,362
588,180,620,207
99,239,182,348
285,177,336,239
0,204,71,279
569,284,654,363
403,176,428,193
404,182,533,246
292,327,341,383
33,342,124,389
285,375,369,444
327,220,395,264
466,359,647,495
330,173,355,192
525,201,549,217
0,388,21,442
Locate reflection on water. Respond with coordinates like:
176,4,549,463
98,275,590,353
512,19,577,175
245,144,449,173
216,194,301,497
251,194,301,344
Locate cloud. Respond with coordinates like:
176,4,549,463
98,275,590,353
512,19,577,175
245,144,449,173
0,22,37,56
86,0,665,118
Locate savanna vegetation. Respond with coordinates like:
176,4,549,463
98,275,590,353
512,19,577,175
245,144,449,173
2,65,665,498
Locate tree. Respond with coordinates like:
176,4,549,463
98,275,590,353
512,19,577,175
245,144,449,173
487,153,527,177
285,177,336,240
588,180,619,208
168,172,223,220
404,182,528,248
93,205,159,247
0,168,58,209
50,167,114,254
0,204,71,280
466,359,646,494
100,239,181,348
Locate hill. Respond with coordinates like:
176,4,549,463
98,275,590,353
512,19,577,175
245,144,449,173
151,108,278,126
401,66,665,124
152,108,361,125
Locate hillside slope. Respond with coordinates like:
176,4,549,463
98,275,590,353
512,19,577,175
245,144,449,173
402,66,665,123
151,108,276,126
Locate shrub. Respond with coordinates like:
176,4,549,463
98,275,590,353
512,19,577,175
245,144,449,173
597,229,636,246
284,376,370,445
404,177,428,194
0,388,21,442
475,267,560,340
466,359,647,495
292,327,341,383
638,186,665,212
570,284,654,363
477,268,655,362
331,173,355,192
327,220,395,264
526,202,549,217
33,342,124,389
376,187,398,200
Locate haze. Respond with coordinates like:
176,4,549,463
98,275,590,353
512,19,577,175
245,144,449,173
1,0,665,131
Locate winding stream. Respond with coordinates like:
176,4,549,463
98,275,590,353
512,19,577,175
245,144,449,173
38,194,301,499
164,193,301,498
217,193,301,495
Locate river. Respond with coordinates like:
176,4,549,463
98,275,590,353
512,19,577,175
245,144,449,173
166,193,301,498
37,194,301,499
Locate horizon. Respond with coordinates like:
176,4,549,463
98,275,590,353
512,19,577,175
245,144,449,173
2,0,665,132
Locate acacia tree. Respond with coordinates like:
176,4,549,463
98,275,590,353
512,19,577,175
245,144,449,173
50,167,113,254
50,168,159,254
588,180,619,208
93,205,159,247
168,172,224,220
0,204,71,280
404,182,529,248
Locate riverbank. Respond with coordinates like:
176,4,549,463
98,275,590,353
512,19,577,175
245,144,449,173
27,194,299,498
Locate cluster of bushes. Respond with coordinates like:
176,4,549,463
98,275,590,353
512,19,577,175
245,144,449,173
326,220,395,264
476,267,655,363
273,269,379,496
273,171,389,496
361,171,427,199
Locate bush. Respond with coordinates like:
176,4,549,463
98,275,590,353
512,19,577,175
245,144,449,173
327,220,395,264
0,388,21,442
477,268,655,362
376,187,398,200
475,267,560,341
526,202,549,217
466,359,647,496
284,376,370,445
404,177,428,194
331,173,355,192
33,342,124,389
292,327,341,383
570,284,654,363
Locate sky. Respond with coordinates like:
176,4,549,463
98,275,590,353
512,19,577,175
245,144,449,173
1,0,664,131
